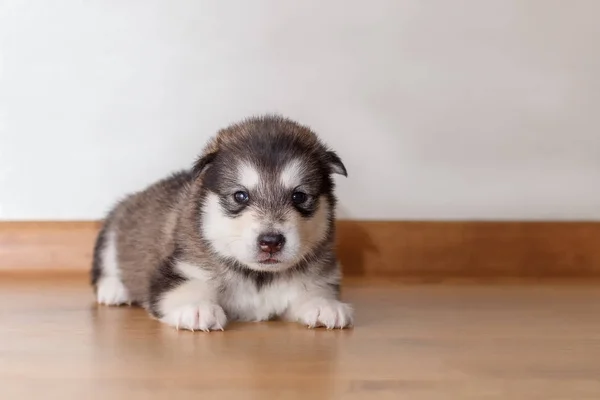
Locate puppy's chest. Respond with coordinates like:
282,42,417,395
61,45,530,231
219,279,301,321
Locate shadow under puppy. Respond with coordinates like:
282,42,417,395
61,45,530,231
91,115,353,331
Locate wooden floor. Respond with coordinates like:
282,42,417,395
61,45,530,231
1,276,600,399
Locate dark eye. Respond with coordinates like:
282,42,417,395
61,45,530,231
291,191,308,205
233,191,249,204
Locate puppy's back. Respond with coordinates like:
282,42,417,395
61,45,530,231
92,171,192,305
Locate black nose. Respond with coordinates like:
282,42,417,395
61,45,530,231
258,233,285,254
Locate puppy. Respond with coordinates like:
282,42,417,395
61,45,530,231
91,115,353,331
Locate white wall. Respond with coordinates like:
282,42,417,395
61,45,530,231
1,0,599,221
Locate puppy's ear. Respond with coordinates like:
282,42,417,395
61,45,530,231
325,151,347,177
192,152,217,178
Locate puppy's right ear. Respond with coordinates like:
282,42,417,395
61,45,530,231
192,152,217,178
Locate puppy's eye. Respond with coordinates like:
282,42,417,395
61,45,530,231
291,191,308,205
233,191,249,204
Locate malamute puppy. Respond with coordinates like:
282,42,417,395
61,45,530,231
91,115,353,331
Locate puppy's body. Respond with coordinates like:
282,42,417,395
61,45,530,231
92,115,352,331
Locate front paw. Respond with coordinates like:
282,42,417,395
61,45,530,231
294,298,354,329
160,302,227,332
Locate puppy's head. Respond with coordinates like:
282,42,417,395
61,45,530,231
195,115,346,272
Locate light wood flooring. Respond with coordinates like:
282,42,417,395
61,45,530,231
1,275,599,399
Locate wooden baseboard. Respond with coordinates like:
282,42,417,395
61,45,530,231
1,221,599,277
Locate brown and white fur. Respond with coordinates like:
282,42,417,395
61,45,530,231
91,115,353,331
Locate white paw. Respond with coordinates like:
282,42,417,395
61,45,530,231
160,303,227,332
96,277,130,306
295,298,354,329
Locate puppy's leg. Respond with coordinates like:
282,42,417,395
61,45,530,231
93,228,131,306
285,279,354,330
149,259,226,332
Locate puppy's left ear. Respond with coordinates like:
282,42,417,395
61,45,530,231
192,152,217,178
325,151,348,177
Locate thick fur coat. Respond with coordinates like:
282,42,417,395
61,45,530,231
91,115,353,331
